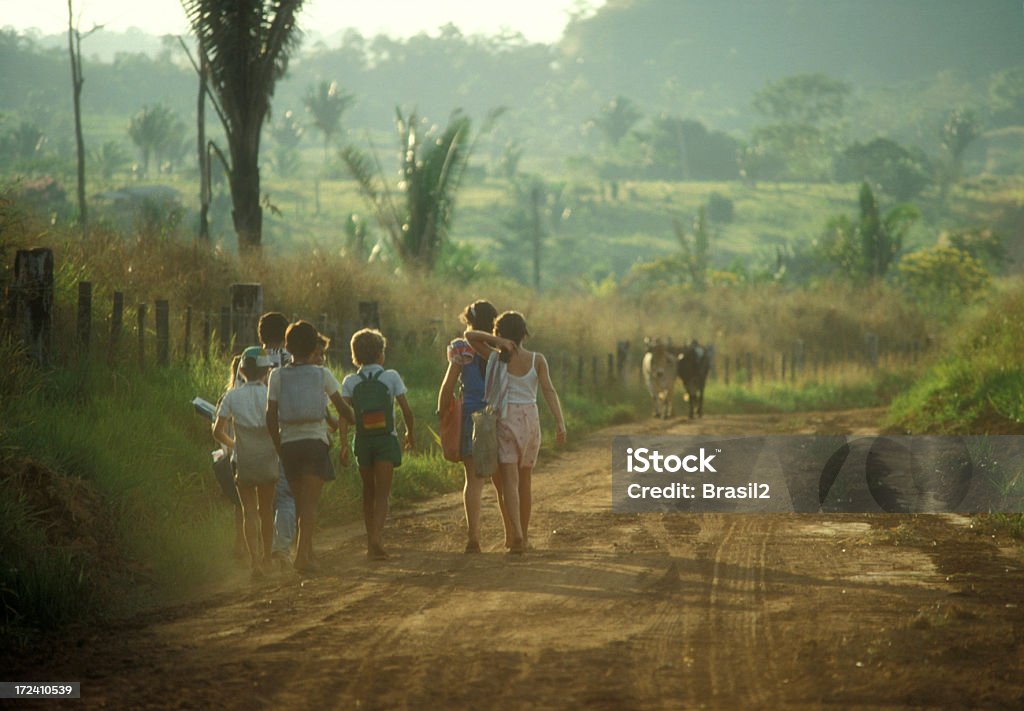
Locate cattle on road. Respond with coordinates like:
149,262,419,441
677,340,713,419
642,338,677,419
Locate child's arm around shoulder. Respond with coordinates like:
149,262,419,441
465,330,518,355
536,353,567,444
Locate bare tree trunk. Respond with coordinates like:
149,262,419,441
530,183,543,290
67,0,87,236
198,50,210,241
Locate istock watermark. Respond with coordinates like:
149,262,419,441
611,435,1024,514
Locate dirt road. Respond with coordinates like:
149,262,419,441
10,409,1024,709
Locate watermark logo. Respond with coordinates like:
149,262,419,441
612,435,1024,514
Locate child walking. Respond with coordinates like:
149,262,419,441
258,312,297,570
213,347,278,578
266,321,354,575
215,354,247,560
467,312,566,554
340,328,415,561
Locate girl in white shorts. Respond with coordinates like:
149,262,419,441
468,311,566,553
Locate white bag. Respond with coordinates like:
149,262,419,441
471,407,498,478
472,352,507,478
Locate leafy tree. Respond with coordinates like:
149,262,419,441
181,0,305,251
127,104,185,177
753,73,851,126
304,80,354,213
835,137,931,201
988,67,1024,125
819,182,920,279
496,175,567,289
7,122,45,162
91,140,130,181
673,207,711,288
897,245,990,308
268,109,303,178
342,212,376,261
304,81,354,158
939,108,981,189
736,139,785,186
589,96,642,148
341,109,485,271
752,73,850,180
640,116,739,181
941,227,1007,272
497,139,523,181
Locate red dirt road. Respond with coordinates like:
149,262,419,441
8,409,1024,709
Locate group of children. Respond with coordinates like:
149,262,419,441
212,312,412,576
212,303,566,577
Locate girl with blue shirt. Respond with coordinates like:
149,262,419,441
438,301,516,553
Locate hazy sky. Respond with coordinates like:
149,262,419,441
1,0,603,43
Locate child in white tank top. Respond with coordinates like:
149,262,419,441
467,311,566,554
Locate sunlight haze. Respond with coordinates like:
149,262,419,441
1,0,603,42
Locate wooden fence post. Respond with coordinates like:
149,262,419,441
202,311,211,361
219,306,231,353
137,303,147,368
616,341,629,380
109,291,124,365
358,301,381,329
230,283,263,347
792,340,803,383
13,248,54,365
183,306,192,362
865,332,879,370
155,299,169,367
77,281,92,351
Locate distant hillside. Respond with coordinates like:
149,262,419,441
562,0,1024,128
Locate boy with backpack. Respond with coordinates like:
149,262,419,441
340,328,415,561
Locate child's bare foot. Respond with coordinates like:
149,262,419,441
368,544,390,561
508,538,525,555
464,540,482,554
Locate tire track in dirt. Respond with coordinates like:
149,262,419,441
7,408,1024,709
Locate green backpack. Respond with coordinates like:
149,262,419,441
352,370,394,438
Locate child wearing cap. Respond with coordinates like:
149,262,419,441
266,321,355,575
213,346,279,577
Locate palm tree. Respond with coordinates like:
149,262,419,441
180,0,304,251
821,182,920,280
341,108,495,271
128,104,183,177
590,96,642,148
304,80,354,213
269,109,303,178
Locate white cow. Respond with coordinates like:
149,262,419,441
642,337,677,419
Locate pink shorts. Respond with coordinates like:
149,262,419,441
498,403,541,468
